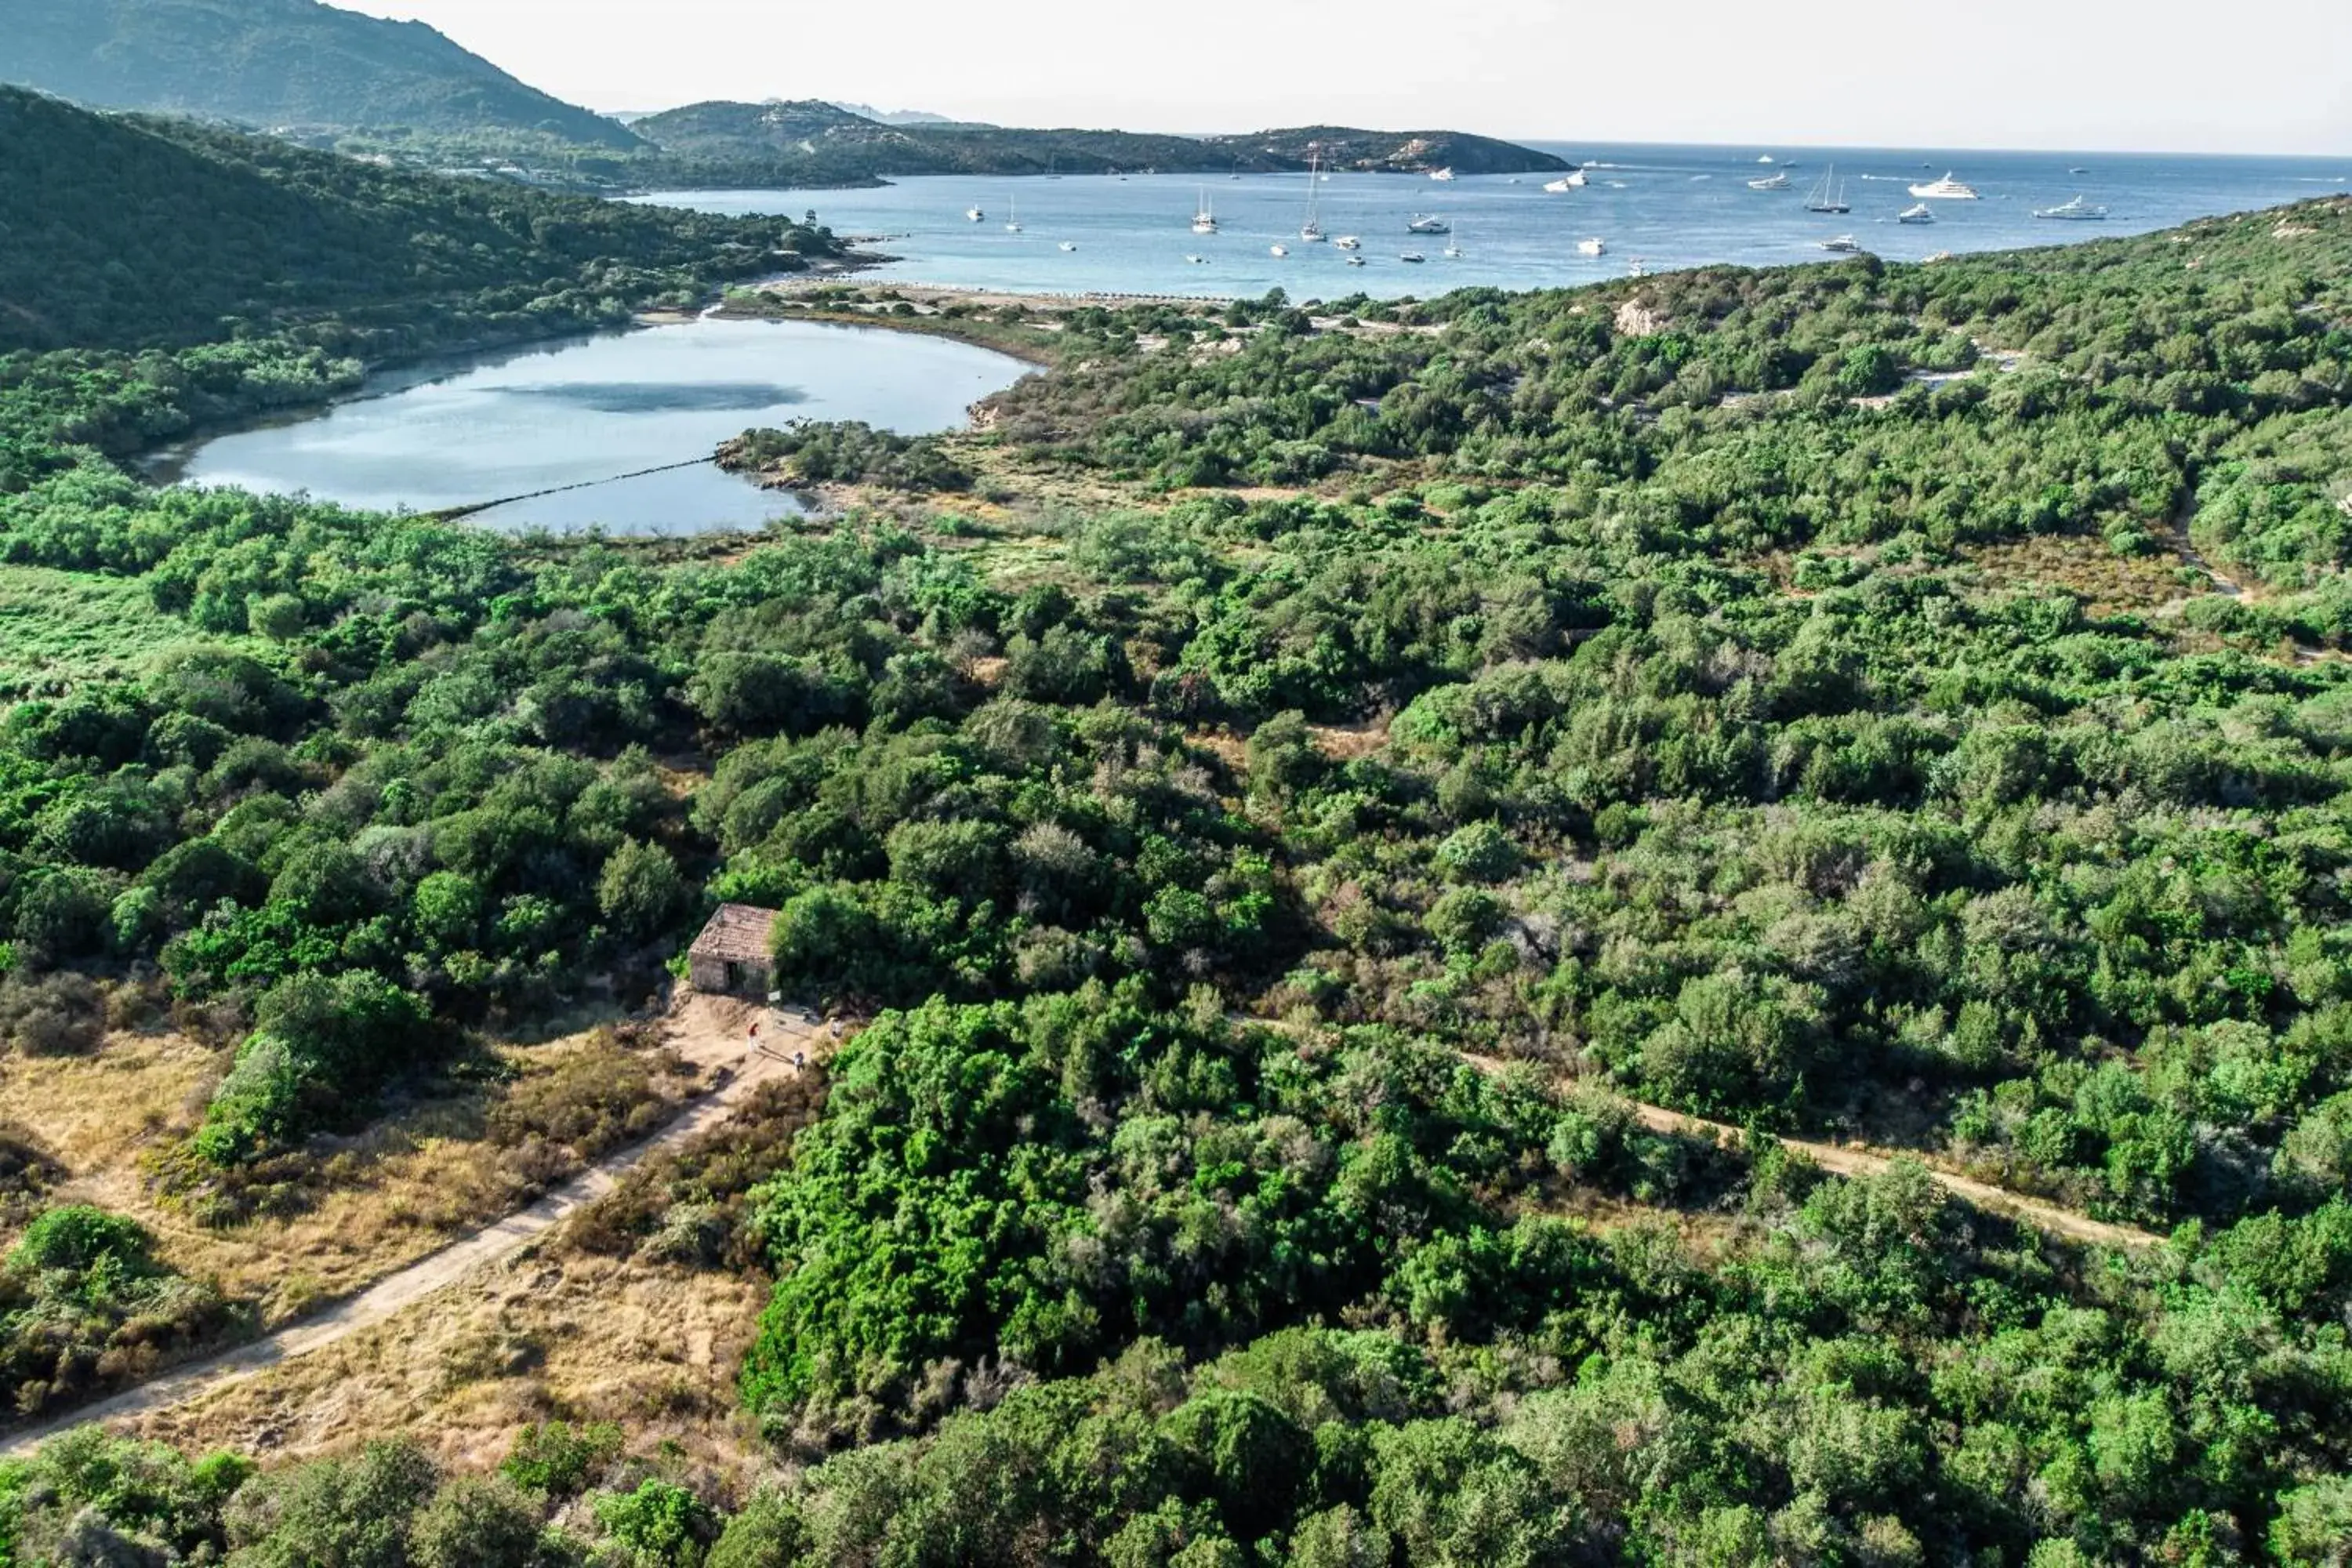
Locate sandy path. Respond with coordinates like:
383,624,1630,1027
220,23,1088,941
3,993,826,1457
1458,1053,2165,1251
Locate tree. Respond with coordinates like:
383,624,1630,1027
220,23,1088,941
598,838,688,940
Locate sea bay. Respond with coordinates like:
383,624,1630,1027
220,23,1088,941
638,141,2351,299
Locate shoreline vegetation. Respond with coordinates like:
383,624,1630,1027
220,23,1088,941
11,64,2352,1563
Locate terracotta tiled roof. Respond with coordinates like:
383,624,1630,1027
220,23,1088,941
688,903,779,964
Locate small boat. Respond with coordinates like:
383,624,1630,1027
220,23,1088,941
1899,202,1936,224
1543,171,1588,192
1804,165,1849,213
1427,167,1456,181
1578,237,1606,256
1407,213,1451,234
964,206,985,222
1627,258,1649,278
1399,251,1426,263
1909,172,1980,199
2068,165,2091,175
1270,243,1289,257
1059,241,1078,252
2034,194,2108,220
1818,234,1864,252
1192,188,1218,234
1748,171,1793,191
1443,230,1465,259
1345,255,1367,267
1334,234,1361,250
1185,254,1208,264
1758,154,1776,163
1004,194,1021,234
1299,151,1327,241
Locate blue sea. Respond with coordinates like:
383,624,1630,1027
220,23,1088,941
637,143,2350,300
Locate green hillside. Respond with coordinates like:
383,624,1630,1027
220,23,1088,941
0,0,639,148
0,86,821,352
630,99,1572,183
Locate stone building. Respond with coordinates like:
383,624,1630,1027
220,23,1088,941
686,903,780,996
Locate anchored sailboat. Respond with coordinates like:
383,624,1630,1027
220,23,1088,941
1299,151,1327,242
1004,194,1022,233
1192,187,1218,234
1804,165,1849,214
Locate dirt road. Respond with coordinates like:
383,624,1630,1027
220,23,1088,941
2,993,823,1457
1462,1054,2165,1251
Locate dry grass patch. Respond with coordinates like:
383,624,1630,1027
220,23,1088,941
2,1017,708,1328
1959,533,2206,617
112,1245,770,1478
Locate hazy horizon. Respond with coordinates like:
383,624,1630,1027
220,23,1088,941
345,0,2350,157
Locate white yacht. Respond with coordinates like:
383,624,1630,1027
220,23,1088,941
1544,170,1588,192
1627,257,1650,278
1399,251,1426,263
1578,237,1607,256
1748,171,1793,191
1299,152,1327,241
1443,230,1465,259
1899,202,1936,224
1270,243,1289,257
1059,241,1078,252
1185,254,1208,264
965,205,985,222
1804,166,1849,214
1004,195,1021,234
1818,234,1864,252
1909,172,1980,199
1192,188,1218,234
1427,167,1456,181
2034,194,2108,221
1333,234,1361,250
1345,254,1367,267
1407,213,1451,234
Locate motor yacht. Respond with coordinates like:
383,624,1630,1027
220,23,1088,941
1578,237,1607,256
1908,172,1980,199
1407,214,1451,234
1899,203,1936,224
2033,194,2108,220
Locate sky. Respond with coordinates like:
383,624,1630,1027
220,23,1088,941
347,0,2349,155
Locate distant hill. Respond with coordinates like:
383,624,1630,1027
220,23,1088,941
0,87,808,352
0,0,641,149
828,101,962,128
630,100,1570,183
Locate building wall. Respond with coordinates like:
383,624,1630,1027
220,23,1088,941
690,956,775,996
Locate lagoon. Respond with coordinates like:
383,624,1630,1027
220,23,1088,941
163,318,1032,535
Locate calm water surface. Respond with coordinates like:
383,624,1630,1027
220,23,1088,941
166,318,1033,534
640,142,2351,300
